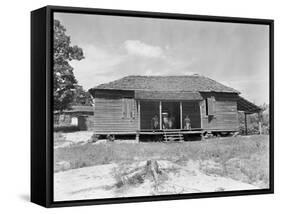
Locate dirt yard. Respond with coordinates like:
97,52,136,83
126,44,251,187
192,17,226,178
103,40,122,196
54,132,269,201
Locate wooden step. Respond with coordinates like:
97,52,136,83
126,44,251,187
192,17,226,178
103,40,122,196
164,134,183,137
163,130,184,142
164,133,184,142
165,139,184,142
165,134,183,138
165,138,183,141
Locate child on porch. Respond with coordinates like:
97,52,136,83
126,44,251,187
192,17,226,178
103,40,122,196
184,115,191,130
151,114,159,130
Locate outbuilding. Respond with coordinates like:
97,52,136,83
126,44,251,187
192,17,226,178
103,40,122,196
54,105,94,131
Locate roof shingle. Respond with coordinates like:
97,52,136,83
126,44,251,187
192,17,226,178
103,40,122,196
93,75,239,93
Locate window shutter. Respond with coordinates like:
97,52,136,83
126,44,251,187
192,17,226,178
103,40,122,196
207,97,215,115
126,99,130,118
122,98,135,119
130,100,135,119
122,98,126,118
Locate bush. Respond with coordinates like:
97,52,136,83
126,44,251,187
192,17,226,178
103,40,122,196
238,103,269,135
88,134,99,143
54,125,79,132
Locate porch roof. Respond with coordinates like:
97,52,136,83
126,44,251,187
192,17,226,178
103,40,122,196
237,96,261,114
135,90,203,100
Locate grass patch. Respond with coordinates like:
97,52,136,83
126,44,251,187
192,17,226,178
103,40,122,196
54,135,269,187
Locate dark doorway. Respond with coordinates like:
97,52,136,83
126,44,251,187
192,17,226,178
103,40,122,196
162,102,180,129
182,102,201,129
140,101,160,130
78,116,87,130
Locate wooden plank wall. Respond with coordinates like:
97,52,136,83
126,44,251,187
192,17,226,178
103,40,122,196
93,98,138,133
86,115,95,130
182,102,201,129
200,93,239,131
92,90,239,133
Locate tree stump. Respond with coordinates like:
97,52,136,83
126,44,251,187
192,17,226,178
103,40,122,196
145,160,161,184
116,160,162,188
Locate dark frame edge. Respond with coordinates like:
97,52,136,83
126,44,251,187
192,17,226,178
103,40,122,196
31,6,50,208
47,5,274,24
49,189,273,208
269,20,274,194
46,6,54,208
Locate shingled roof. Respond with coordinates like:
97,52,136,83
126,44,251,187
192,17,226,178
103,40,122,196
93,75,240,93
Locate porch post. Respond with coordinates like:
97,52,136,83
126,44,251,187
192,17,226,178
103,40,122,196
258,111,262,135
180,101,183,129
244,113,248,135
159,101,162,130
137,100,141,130
199,101,203,129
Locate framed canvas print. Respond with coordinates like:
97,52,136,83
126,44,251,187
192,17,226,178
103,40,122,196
31,5,274,207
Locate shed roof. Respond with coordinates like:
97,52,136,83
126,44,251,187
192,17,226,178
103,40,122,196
92,75,240,93
237,96,261,114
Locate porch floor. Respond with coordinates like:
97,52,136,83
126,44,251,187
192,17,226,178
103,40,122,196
93,129,204,136
140,129,204,135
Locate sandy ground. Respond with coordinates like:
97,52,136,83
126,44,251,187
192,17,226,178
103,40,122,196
54,131,93,149
54,160,258,202
54,131,138,149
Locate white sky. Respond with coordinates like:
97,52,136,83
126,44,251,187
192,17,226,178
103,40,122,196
54,12,270,105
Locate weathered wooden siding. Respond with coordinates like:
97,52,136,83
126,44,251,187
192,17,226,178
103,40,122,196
86,115,95,130
200,93,239,131
93,98,138,133
140,101,159,130
182,102,201,129
92,89,239,133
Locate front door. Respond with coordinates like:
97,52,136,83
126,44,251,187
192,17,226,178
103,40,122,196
161,102,180,129
78,116,87,130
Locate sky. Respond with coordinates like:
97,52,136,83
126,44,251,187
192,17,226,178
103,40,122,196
54,12,270,105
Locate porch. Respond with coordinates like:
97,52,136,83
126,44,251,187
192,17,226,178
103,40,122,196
137,100,202,132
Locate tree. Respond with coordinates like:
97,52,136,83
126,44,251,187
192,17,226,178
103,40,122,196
71,85,93,106
53,19,84,111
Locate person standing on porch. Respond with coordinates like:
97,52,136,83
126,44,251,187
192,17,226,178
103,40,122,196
184,115,191,130
168,115,175,129
151,114,159,130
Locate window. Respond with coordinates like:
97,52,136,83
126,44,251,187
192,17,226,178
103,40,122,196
71,117,78,126
205,99,209,115
59,114,65,122
122,98,135,119
54,115,60,125
205,97,215,116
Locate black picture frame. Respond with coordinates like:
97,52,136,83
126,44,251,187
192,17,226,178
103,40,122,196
31,5,274,208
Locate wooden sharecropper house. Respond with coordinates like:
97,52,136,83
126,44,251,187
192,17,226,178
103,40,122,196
89,75,260,141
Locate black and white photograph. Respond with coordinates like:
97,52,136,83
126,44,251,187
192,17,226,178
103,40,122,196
53,11,271,202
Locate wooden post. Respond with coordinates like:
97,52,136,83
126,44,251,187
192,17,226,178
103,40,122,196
258,111,262,135
180,101,183,130
136,131,140,143
244,113,248,135
199,101,203,129
135,101,141,143
159,101,162,130
259,122,262,135
137,101,141,130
